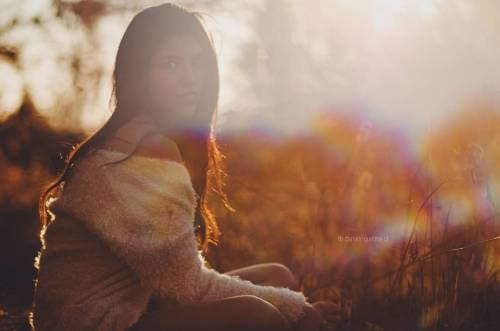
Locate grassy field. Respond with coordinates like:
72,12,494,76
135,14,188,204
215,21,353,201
206,108,499,331
0,105,498,331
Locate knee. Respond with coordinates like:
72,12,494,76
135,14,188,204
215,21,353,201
269,263,300,291
237,295,291,331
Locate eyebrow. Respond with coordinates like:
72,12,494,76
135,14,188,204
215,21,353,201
156,52,203,60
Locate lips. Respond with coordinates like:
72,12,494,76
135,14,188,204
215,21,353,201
179,91,198,97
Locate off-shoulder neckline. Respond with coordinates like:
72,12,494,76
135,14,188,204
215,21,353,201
90,147,199,201
88,147,188,168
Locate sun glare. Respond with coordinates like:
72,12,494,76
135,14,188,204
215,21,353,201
372,0,439,28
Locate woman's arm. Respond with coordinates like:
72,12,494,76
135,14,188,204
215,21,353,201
51,154,308,324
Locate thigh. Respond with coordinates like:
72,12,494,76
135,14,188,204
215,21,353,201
128,295,291,331
224,262,299,290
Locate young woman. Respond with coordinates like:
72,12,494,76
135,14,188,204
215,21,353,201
31,3,338,331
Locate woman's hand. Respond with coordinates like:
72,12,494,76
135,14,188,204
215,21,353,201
293,301,341,331
293,303,324,331
311,301,341,330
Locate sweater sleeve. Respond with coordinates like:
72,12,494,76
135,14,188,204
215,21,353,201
185,256,309,323
49,152,308,324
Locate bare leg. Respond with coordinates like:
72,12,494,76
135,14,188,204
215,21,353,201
223,262,300,290
129,263,300,331
128,295,291,331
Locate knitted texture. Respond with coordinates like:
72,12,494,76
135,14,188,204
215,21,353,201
32,148,308,330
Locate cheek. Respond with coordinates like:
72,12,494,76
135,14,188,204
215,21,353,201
149,70,178,94
148,70,179,107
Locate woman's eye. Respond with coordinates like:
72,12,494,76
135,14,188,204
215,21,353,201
162,60,179,69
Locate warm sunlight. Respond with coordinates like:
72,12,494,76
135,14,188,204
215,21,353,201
1,1,499,331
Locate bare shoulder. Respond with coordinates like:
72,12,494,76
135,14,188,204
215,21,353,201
136,133,183,162
101,119,183,162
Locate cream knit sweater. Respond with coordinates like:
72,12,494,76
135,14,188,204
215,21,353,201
31,148,308,331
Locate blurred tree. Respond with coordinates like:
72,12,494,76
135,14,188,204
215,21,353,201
0,0,224,130
0,92,83,313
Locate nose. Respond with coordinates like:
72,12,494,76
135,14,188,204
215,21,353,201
182,62,197,88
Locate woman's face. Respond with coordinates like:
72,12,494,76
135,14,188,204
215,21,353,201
146,34,206,128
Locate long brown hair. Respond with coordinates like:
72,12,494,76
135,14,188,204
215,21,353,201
38,2,234,254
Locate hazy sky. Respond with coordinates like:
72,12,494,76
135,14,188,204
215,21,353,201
290,0,500,138
1,0,499,140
